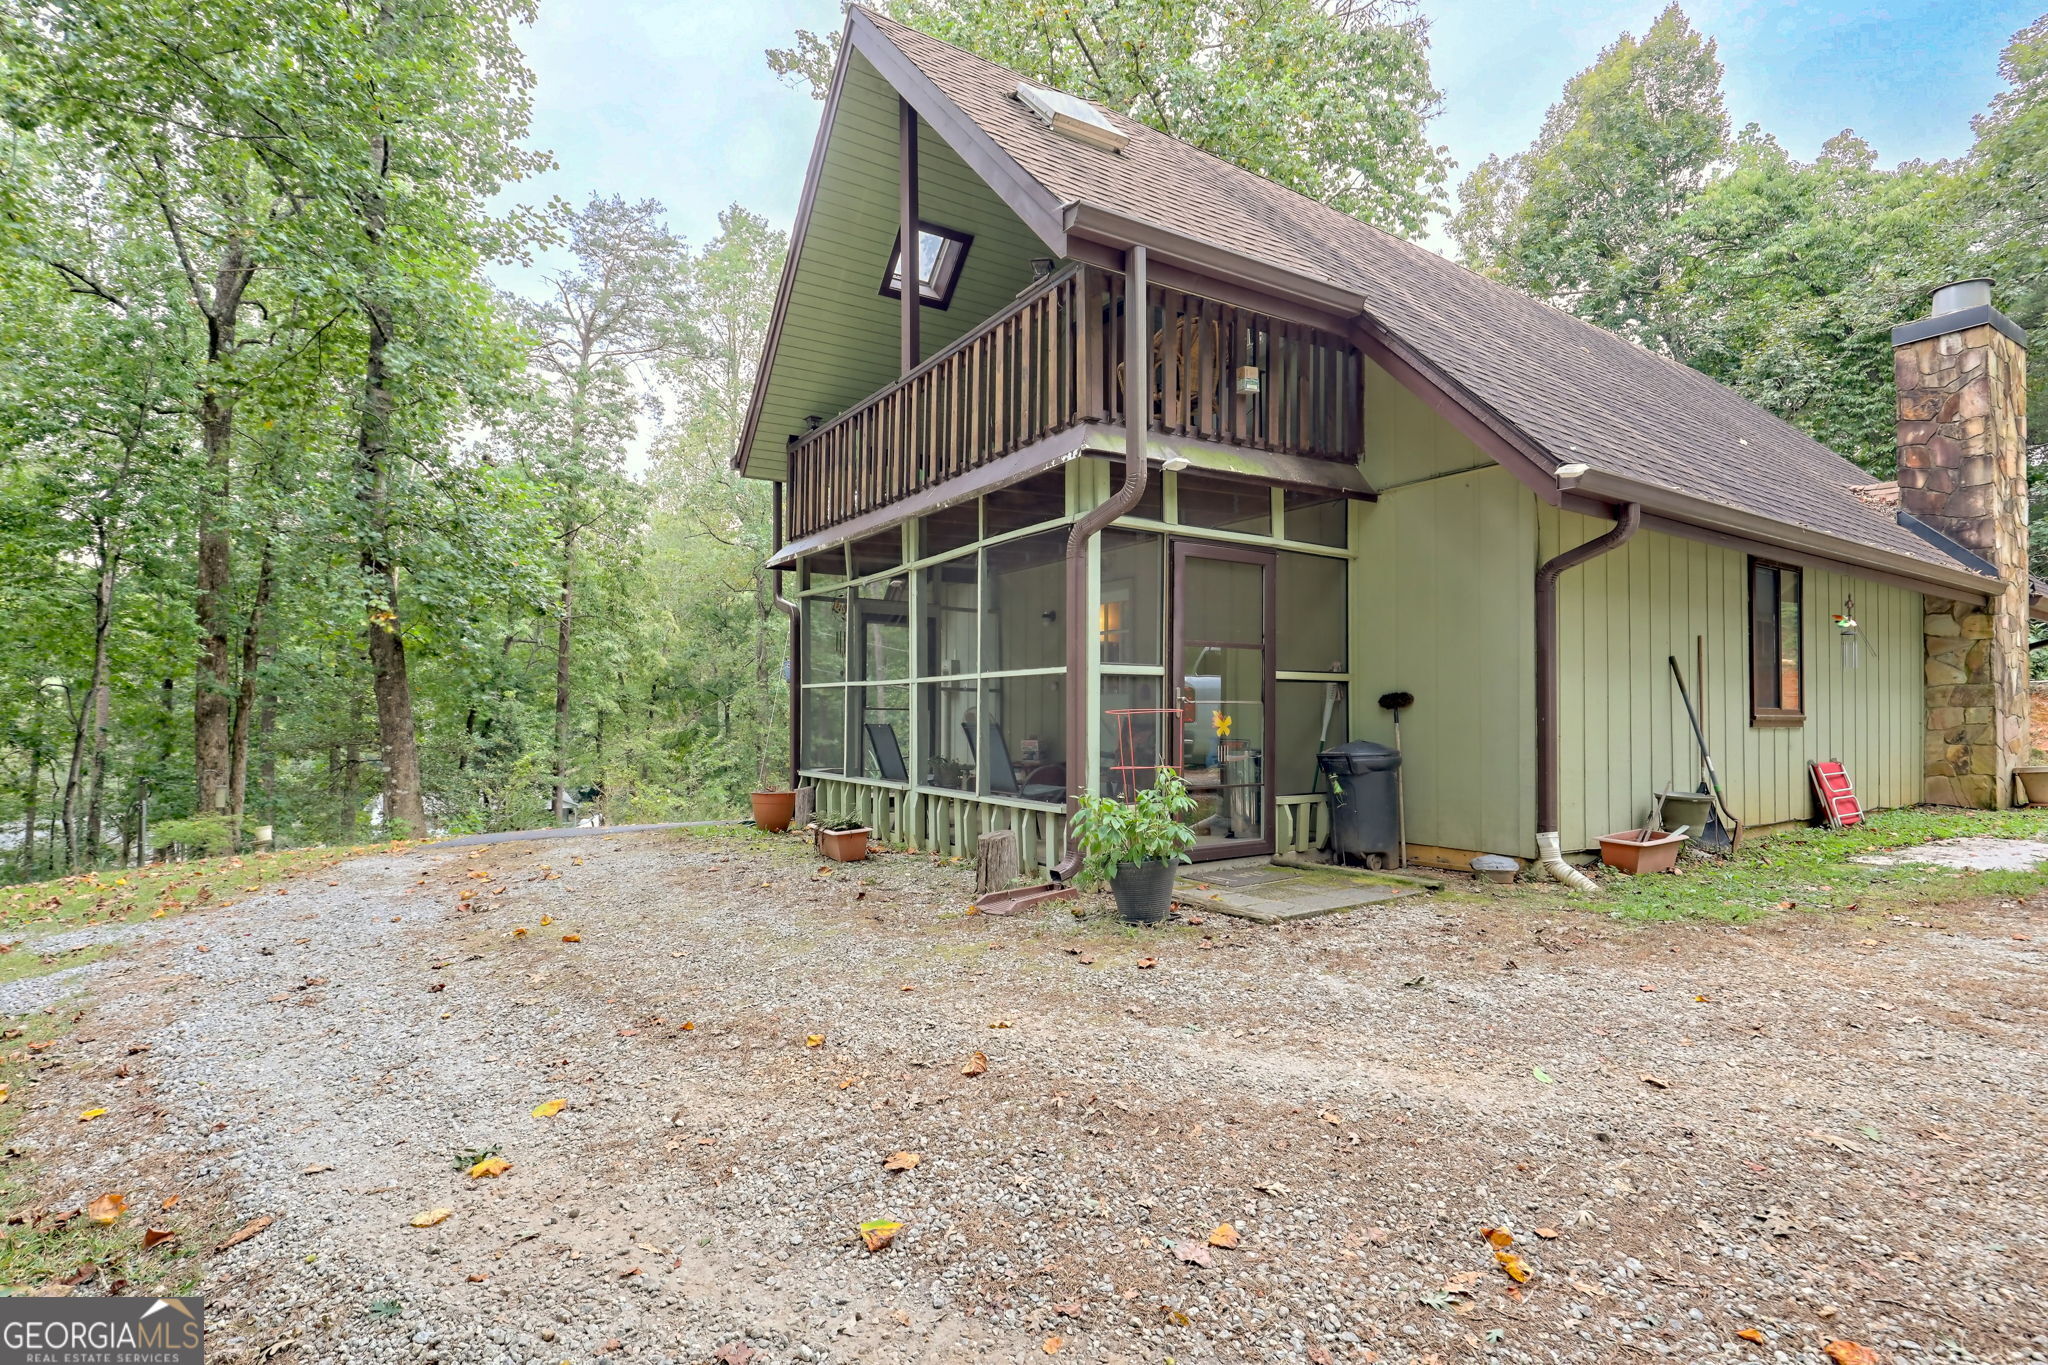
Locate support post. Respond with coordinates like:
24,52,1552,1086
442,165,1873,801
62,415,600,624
898,97,920,375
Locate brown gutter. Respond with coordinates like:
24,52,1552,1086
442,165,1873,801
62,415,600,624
1062,245,1149,819
1535,502,1640,837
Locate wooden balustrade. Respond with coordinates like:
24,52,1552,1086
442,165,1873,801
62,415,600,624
786,265,1362,540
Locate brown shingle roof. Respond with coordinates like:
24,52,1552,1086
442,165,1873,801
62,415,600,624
859,8,1983,580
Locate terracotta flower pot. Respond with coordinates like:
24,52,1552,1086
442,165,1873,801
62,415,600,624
750,790,796,833
818,826,872,862
1597,829,1687,875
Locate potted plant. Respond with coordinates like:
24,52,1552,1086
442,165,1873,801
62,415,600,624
1069,768,1197,924
817,817,871,862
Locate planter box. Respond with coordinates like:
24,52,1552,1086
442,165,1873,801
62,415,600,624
818,826,872,862
1597,829,1687,875
2016,767,2048,806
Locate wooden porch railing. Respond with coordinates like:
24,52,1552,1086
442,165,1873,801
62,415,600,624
786,265,1363,540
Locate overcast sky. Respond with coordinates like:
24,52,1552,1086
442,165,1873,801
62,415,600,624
498,0,2041,262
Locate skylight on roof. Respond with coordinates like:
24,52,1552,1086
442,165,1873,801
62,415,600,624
1016,83,1127,153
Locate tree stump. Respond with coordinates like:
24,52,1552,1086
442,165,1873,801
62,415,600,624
792,786,816,827
975,829,1021,895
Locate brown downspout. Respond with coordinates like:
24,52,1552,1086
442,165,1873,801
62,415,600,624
1057,245,1149,871
1534,501,1639,889
773,479,800,789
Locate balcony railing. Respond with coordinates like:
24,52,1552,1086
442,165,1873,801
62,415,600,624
786,264,1362,540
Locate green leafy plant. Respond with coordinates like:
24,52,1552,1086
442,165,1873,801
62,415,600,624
1068,768,1197,888
819,816,868,832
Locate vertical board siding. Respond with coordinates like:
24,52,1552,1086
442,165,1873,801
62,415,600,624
1351,466,1538,857
1536,508,1923,850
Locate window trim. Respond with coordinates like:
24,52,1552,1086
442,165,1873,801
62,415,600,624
878,221,973,310
1748,557,1805,728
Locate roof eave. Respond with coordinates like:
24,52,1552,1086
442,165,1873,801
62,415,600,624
1560,467,2003,603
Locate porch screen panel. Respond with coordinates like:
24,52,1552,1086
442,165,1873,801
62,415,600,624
801,686,848,773
919,682,976,791
803,594,847,685
917,558,978,677
982,529,1068,671
1276,552,1348,674
1276,681,1348,794
979,674,1066,800
1099,530,1163,667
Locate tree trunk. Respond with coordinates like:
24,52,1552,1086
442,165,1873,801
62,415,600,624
59,686,87,872
552,528,574,822
355,130,427,838
81,530,119,865
228,539,275,839
191,239,252,816
19,751,38,875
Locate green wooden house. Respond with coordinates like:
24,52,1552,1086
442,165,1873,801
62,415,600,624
739,8,2037,877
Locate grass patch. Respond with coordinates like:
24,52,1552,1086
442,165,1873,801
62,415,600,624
0,845,362,938
1549,806,2048,923
0,1013,205,1294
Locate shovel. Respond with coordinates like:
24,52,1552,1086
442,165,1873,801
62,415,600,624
1667,655,1739,855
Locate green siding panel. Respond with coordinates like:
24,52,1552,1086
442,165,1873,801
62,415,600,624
1538,506,1923,850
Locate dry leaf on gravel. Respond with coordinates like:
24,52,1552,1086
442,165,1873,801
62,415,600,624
467,1156,512,1179
77,1108,106,1122
858,1219,904,1252
512,927,528,938
1207,1223,1240,1249
1641,1075,1670,1089
805,1035,825,1048
1173,1239,1213,1267
1824,1343,1878,1365
961,1051,988,1077
85,1193,126,1226
1042,1337,1063,1355
532,1098,566,1118
1495,1249,1532,1283
1736,1328,1766,1344
409,1208,453,1228
883,1151,921,1171
215,1215,273,1252
712,1343,756,1365
142,1228,177,1250
560,934,581,943
1480,1226,1513,1249
1135,957,1157,969
1534,1227,1560,1239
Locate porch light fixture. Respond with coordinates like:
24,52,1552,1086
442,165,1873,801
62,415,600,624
1015,83,1128,153
881,221,973,310
1157,454,1191,472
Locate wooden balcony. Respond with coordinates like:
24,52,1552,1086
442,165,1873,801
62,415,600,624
785,265,1363,540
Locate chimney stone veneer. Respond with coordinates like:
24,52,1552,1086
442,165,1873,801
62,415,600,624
1893,281,2030,808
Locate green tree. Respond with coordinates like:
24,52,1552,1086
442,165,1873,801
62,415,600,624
1450,3,1729,349
769,0,1451,236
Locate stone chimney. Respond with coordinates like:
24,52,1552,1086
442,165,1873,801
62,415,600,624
1894,279,2031,807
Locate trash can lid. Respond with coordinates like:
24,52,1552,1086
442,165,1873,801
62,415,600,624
1318,740,1401,772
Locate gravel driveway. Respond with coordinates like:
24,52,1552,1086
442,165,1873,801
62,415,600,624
10,829,2045,1364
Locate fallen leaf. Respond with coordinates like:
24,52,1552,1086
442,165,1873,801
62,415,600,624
410,1208,453,1228
1531,1068,1556,1084
883,1151,922,1172
1641,1074,1670,1089
86,1192,126,1226
215,1214,273,1252
1823,1342,1878,1365
540,915,554,927
160,1195,180,1211
1135,957,1157,969
1737,1328,1766,1344
142,1227,177,1250
1207,1223,1240,1249
805,1034,825,1048
961,1051,988,1077
512,927,528,938
988,1020,1013,1029
1534,1227,1560,1239
77,1108,107,1122
468,1156,512,1179
1480,1226,1513,1249
1042,1336,1064,1355
1495,1249,1532,1283
302,1164,334,1175
1173,1238,1213,1267
560,934,581,943
712,1342,756,1365
532,1098,566,1118
859,1218,904,1252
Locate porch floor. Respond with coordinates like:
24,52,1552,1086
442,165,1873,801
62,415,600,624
1174,856,1429,924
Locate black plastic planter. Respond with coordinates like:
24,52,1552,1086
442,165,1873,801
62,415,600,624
1109,859,1176,924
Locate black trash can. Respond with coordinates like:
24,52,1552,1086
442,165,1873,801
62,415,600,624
1319,741,1402,869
